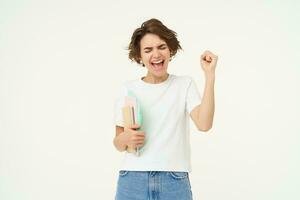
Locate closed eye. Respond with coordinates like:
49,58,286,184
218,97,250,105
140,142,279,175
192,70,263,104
145,47,167,53
144,44,168,53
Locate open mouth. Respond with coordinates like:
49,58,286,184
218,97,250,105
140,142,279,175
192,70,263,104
151,60,165,71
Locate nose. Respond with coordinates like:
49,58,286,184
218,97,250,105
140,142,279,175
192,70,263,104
152,49,161,58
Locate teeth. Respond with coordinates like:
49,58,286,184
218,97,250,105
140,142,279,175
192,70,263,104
152,60,163,64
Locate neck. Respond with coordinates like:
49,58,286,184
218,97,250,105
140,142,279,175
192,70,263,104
143,73,169,84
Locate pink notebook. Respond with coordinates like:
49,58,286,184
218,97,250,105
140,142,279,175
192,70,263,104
122,96,138,154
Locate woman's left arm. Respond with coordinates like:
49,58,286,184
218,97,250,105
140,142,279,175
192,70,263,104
190,50,218,132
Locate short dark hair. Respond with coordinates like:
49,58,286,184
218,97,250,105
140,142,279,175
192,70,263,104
128,18,182,66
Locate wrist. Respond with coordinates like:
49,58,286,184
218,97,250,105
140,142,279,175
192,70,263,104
204,73,215,81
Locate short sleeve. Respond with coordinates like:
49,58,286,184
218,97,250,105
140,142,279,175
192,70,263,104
186,78,202,114
114,85,127,127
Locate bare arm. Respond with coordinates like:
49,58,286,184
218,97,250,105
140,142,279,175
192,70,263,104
190,50,218,132
190,75,215,131
113,124,145,152
113,126,127,152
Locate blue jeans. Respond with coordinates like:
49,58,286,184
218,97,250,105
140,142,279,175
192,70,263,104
115,171,193,200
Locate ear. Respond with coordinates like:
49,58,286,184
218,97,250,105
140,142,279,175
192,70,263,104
170,50,174,57
136,57,145,67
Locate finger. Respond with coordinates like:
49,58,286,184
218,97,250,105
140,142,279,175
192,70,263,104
204,55,212,62
133,132,145,137
129,124,140,129
204,50,214,55
206,55,212,61
201,55,207,62
210,53,218,59
131,130,144,136
136,143,144,148
136,131,145,136
132,135,145,141
201,53,211,60
134,139,145,144
135,140,145,146
203,50,217,57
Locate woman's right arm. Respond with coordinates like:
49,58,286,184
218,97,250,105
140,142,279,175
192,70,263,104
113,124,145,152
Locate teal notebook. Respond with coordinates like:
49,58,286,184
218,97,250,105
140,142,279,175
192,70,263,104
127,90,144,156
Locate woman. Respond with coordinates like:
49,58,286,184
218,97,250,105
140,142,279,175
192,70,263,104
113,18,218,200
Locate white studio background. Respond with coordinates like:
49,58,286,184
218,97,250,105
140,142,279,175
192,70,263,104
0,0,299,199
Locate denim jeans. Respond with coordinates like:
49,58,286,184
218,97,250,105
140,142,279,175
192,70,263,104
115,171,193,200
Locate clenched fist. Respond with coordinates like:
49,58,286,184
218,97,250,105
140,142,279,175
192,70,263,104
200,50,218,75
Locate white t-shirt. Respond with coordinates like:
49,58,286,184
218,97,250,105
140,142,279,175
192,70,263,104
114,74,201,172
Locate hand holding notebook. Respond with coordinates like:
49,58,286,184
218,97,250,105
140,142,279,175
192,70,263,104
122,92,144,156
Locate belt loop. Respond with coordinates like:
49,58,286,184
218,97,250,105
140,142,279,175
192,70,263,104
150,171,157,176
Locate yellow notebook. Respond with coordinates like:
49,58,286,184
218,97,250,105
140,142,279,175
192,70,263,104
122,96,138,154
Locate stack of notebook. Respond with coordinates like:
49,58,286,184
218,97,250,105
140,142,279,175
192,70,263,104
122,95,140,155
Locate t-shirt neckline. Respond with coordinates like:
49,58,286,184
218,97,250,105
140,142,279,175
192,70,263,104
139,74,173,87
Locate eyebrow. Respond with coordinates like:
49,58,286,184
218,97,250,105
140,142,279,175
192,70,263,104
143,43,167,50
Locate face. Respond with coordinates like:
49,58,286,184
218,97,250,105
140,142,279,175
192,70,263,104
139,33,171,78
